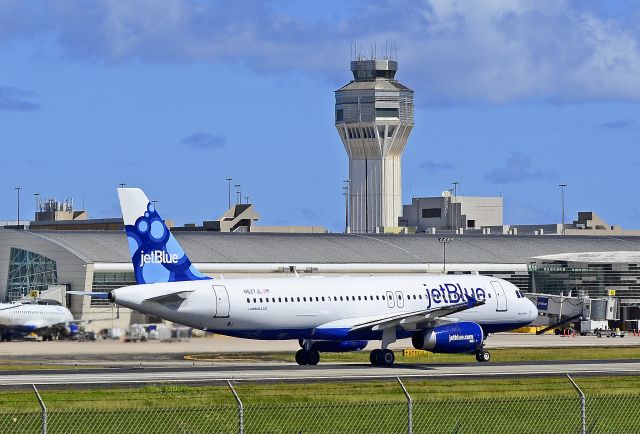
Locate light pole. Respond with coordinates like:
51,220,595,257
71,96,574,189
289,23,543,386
34,193,40,221
234,184,241,205
226,177,233,209
119,183,126,188
438,237,452,273
343,179,350,233
151,200,158,211
452,181,459,232
343,186,349,233
14,187,21,228
244,196,250,204
559,184,567,235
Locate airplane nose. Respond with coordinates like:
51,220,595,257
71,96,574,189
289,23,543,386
529,299,538,322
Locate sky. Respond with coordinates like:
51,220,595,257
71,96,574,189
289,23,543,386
0,0,639,232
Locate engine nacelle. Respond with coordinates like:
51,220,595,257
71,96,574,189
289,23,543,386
311,340,368,353
412,322,483,354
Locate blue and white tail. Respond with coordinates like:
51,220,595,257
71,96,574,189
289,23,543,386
117,188,211,285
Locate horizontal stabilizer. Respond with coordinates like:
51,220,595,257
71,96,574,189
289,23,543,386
66,291,110,299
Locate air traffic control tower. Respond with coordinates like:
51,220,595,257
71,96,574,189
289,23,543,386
335,57,414,233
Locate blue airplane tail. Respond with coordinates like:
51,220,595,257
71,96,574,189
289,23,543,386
117,188,211,285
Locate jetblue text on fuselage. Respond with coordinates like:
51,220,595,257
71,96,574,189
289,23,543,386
424,283,487,309
449,334,475,343
139,250,179,266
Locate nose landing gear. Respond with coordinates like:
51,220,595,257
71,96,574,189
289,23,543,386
475,348,490,362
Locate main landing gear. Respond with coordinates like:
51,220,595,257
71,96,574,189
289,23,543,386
369,349,395,366
475,348,491,362
369,329,396,367
295,348,320,365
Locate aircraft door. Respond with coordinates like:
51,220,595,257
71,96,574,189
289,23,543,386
386,291,395,308
212,285,230,318
490,281,507,312
395,291,404,308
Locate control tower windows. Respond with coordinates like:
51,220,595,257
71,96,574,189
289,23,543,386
376,70,396,79
336,109,344,122
375,108,399,118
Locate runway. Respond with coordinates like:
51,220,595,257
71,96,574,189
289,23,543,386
2,359,640,387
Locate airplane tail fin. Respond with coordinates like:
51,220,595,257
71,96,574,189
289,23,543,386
117,188,211,285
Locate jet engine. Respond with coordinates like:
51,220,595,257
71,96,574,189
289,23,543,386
412,322,483,354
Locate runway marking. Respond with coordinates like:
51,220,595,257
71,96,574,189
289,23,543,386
2,360,640,386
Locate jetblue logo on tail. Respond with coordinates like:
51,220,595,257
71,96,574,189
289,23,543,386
140,250,179,266
125,202,210,285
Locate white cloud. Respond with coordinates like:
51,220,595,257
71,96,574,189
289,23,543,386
2,0,640,104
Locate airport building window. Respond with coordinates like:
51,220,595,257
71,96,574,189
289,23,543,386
91,271,136,307
336,109,344,122
421,208,442,219
6,247,58,301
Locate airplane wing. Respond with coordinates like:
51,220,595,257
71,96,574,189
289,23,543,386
349,297,484,333
0,304,21,311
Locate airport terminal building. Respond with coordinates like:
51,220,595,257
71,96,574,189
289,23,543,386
2,228,640,330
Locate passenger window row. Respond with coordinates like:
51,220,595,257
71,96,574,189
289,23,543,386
246,293,425,304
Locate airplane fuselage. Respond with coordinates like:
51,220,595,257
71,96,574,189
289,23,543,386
0,303,74,335
112,274,536,341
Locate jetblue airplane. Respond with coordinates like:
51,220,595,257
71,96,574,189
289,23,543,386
0,300,74,341
75,188,537,366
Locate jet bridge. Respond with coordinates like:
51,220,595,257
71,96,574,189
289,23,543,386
525,293,620,333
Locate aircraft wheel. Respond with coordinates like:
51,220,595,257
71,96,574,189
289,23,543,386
381,349,395,366
307,349,320,366
476,350,490,362
369,349,381,366
295,349,308,366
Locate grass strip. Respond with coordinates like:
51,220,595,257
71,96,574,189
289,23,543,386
185,345,640,364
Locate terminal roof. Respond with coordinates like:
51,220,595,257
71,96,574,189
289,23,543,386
17,230,640,265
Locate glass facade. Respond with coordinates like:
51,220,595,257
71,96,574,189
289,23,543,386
6,247,58,301
91,272,136,307
529,262,640,300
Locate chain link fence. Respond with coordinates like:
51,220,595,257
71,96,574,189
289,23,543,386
1,375,638,433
